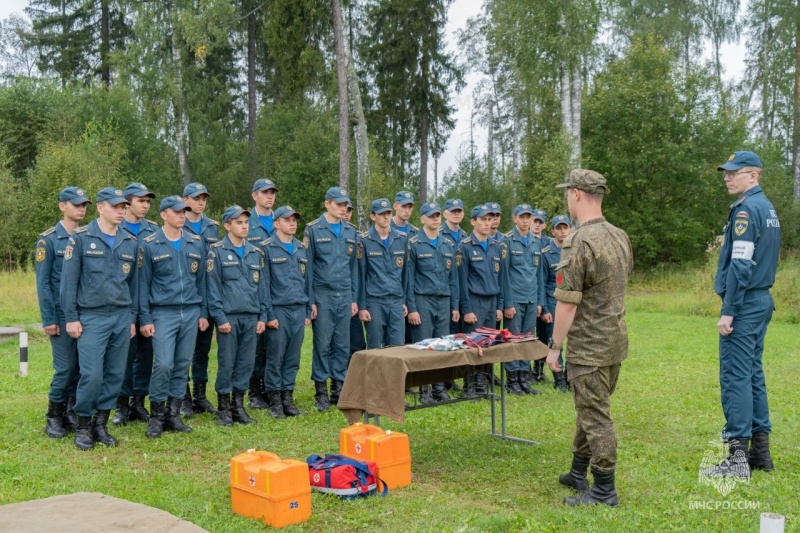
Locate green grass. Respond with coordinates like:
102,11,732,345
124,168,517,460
1,272,798,531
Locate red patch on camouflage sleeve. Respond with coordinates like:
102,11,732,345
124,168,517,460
556,272,564,286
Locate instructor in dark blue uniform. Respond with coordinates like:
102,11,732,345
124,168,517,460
703,151,780,479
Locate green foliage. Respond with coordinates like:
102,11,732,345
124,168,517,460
582,35,747,266
0,79,55,178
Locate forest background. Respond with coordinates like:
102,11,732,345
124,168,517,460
1,0,800,272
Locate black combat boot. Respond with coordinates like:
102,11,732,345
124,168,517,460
217,393,233,427
164,397,193,433
462,375,479,399
146,401,166,438
559,454,590,491
231,391,257,424
74,415,94,451
45,400,67,438
329,379,343,406
445,380,462,392
474,373,489,395
749,432,774,471
314,381,330,412
506,371,523,395
564,467,619,507
418,386,435,404
192,381,217,415
267,391,286,419
180,384,194,417
553,372,569,393
112,395,130,426
701,438,750,479
63,396,78,432
248,376,269,409
129,396,150,422
282,390,304,417
431,382,450,402
92,410,118,447
518,374,540,395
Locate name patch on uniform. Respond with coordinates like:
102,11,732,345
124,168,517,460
368,251,382,257
35,247,46,262
734,219,748,236
85,250,104,256
153,254,170,262
418,253,433,258
469,256,483,262
271,257,287,263
731,240,754,260
316,237,331,243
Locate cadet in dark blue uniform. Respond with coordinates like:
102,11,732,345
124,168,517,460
541,214,572,392
181,182,220,416
487,202,504,244
207,205,268,427
114,182,159,426
406,201,459,402
704,151,780,478
344,201,367,356
503,204,546,395
358,198,407,349
247,178,278,410
456,204,512,397
61,187,138,451
139,196,208,438
532,208,552,383
305,187,359,411
391,191,418,238
262,206,312,418
441,198,468,247
36,187,90,438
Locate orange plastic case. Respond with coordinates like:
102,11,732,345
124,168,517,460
230,450,311,528
340,423,412,491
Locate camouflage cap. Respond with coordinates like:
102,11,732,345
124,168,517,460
555,169,609,195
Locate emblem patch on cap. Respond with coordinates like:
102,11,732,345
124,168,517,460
115,189,123,196
404,192,411,198
76,189,84,196
429,203,435,208
728,154,735,161
341,189,347,196
381,200,388,207
196,184,203,189
453,200,459,205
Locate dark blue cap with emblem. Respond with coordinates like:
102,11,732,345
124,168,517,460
59,186,92,205
96,187,130,206
718,151,763,171
420,202,442,216
471,204,491,219
514,204,534,216
183,182,210,198
532,209,547,222
551,214,571,228
252,178,279,192
444,198,463,211
274,205,301,219
486,202,501,214
124,182,156,198
371,198,393,214
222,204,251,223
160,195,190,212
325,186,350,203
394,191,414,205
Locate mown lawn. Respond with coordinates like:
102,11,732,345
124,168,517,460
0,271,797,532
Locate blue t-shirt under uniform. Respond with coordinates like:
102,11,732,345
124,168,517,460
282,241,294,254
234,245,245,258
187,219,202,236
124,220,141,237
101,232,116,249
330,222,342,239
259,214,274,235
169,238,181,252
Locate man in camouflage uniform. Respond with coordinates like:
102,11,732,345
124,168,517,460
545,169,633,507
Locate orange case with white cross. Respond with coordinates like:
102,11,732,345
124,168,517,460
339,423,412,491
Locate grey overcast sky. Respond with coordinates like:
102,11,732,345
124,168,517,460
1,0,746,187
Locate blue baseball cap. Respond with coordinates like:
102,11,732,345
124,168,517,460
514,204,534,216
394,191,414,205
274,205,301,220
444,198,464,211
486,202,502,214
160,195,190,212
183,182,210,198
470,204,491,218
420,202,442,217
551,214,571,228
325,186,350,203
222,204,250,223
252,178,278,192
370,198,393,214
346,200,353,210
96,187,130,206
124,182,156,199
718,151,763,171
59,187,91,205
532,209,547,222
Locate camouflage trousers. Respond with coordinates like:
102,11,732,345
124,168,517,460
568,363,621,472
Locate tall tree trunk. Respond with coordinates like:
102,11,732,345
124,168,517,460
570,63,582,167
346,45,370,230
761,1,770,145
420,111,429,204
168,0,191,184
794,6,800,203
487,100,494,182
247,2,257,181
433,157,438,200
100,0,110,87
331,0,350,189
